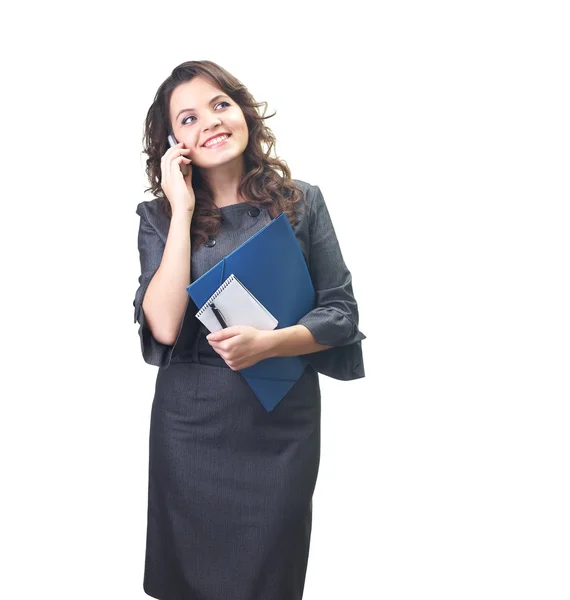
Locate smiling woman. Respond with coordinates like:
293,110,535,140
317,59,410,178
169,79,249,173
142,61,305,245
134,59,366,600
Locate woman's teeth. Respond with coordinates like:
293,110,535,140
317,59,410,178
205,134,230,147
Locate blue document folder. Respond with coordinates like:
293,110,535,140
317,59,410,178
187,212,315,412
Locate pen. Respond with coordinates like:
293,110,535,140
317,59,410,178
210,302,227,329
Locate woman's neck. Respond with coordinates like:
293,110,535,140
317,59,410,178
202,157,246,207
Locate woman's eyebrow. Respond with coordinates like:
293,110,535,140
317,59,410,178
176,94,229,120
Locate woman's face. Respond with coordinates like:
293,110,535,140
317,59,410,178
169,76,249,169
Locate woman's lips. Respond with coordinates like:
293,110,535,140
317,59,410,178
203,134,232,149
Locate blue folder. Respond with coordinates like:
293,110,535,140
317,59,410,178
187,212,315,412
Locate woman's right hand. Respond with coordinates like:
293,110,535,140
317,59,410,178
160,142,196,214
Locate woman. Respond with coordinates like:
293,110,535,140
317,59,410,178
134,60,366,600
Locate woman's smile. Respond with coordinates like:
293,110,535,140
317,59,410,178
203,133,232,149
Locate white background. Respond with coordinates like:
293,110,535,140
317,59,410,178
2,1,569,599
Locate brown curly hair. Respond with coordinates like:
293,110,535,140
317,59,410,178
141,60,307,250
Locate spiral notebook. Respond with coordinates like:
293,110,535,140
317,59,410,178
195,274,279,333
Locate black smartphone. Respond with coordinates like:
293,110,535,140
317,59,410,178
167,133,189,176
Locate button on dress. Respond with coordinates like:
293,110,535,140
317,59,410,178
134,181,366,600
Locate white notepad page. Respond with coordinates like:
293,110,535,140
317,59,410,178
195,274,279,333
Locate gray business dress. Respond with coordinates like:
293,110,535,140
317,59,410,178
133,179,366,600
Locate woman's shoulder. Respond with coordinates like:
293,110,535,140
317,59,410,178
135,197,163,218
135,197,170,237
291,178,325,212
291,178,318,197
291,179,330,218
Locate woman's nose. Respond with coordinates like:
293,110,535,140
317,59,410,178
205,117,222,131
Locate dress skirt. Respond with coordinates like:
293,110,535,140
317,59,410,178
143,331,321,600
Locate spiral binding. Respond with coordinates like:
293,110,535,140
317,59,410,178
196,274,236,317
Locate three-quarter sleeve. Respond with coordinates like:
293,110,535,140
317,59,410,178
296,185,366,379
133,202,190,367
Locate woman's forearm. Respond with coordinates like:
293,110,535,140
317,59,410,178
265,325,333,358
142,210,193,345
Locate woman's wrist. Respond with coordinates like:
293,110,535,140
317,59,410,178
171,209,193,222
262,325,332,358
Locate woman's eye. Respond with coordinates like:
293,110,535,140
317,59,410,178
182,101,230,125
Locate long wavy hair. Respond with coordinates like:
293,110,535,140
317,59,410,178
142,60,307,250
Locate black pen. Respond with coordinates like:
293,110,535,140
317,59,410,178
210,302,227,329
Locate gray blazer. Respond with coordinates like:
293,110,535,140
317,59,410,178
133,179,366,380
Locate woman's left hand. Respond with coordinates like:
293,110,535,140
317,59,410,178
206,326,274,370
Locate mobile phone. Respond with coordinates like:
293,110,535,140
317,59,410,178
167,133,189,176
